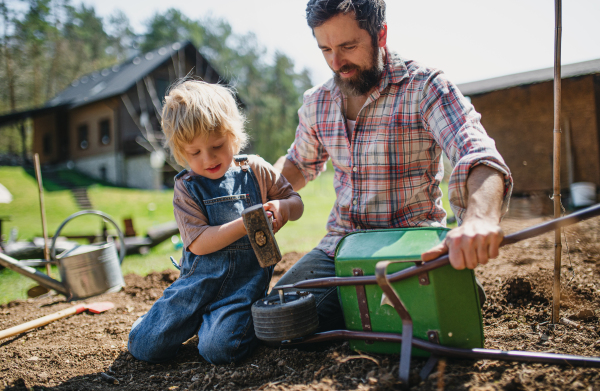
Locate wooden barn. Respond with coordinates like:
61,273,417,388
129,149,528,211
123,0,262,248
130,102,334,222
458,59,600,207
0,41,224,189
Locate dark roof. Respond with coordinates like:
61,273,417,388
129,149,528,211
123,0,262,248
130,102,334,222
458,58,600,96
46,40,211,109
0,104,69,128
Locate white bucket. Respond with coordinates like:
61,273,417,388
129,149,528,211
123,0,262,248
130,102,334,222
570,182,597,208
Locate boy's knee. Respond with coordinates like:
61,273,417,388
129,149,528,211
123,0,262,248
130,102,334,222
197,332,256,365
128,319,176,363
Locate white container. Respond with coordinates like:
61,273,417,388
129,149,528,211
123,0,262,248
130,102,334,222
570,182,597,208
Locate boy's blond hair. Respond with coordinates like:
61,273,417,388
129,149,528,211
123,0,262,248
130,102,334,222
161,80,248,167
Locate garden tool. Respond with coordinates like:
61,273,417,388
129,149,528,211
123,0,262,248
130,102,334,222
0,302,114,340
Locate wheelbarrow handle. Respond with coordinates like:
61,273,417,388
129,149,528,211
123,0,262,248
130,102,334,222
276,203,600,290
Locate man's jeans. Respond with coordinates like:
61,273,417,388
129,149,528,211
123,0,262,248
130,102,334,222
269,248,346,332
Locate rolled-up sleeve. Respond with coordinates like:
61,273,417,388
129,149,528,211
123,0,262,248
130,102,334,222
173,179,209,251
286,97,330,182
420,70,513,224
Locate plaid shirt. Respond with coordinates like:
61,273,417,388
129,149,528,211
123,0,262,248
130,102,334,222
287,49,513,257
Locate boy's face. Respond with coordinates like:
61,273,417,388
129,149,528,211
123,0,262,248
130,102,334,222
183,132,236,179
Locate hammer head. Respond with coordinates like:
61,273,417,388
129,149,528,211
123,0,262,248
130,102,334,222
242,204,282,268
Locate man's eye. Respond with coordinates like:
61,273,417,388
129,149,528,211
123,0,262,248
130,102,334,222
213,144,223,149
344,46,356,50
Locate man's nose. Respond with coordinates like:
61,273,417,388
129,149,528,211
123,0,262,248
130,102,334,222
330,51,345,71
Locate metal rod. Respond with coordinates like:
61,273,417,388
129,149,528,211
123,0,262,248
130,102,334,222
297,330,600,368
552,0,563,325
275,204,600,291
0,253,68,295
34,153,51,276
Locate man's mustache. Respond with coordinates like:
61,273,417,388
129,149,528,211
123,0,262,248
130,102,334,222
335,64,359,74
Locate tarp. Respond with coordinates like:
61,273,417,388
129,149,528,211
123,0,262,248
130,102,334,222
0,183,13,203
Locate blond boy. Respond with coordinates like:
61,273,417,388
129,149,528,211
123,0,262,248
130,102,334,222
128,80,303,364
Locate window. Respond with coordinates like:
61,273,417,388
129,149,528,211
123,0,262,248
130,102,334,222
156,79,170,103
43,133,52,155
78,124,89,149
99,119,111,145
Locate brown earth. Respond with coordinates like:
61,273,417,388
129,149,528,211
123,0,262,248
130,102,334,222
2,216,600,390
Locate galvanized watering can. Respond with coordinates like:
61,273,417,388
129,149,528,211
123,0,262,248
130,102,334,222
0,210,126,301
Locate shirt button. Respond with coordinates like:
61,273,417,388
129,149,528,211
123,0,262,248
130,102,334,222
352,199,357,205
352,166,357,172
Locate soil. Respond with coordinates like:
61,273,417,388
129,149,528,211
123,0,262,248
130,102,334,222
2,216,600,390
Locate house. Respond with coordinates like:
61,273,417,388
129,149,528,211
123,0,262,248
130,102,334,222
0,41,225,189
458,59,600,200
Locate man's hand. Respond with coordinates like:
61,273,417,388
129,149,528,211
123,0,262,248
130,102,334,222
421,165,505,269
421,217,503,269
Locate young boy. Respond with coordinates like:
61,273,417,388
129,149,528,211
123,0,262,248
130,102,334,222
128,80,303,365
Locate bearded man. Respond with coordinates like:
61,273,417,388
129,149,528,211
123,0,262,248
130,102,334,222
273,0,513,331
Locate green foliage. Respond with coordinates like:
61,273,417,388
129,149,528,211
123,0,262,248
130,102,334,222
1,3,312,164
0,0,134,115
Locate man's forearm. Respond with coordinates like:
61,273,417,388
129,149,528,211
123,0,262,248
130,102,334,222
464,165,504,223
275,156,307,192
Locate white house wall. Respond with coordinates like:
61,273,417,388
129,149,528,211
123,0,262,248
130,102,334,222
125,155,158,189
74,153,120,184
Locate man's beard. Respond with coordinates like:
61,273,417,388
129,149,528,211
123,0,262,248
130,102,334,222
333,46,384,97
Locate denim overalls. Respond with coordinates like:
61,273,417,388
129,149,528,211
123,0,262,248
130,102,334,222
128,157,273,364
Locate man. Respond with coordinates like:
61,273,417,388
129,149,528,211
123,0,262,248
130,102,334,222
273,0,513,331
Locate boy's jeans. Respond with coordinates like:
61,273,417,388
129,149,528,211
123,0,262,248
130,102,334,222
129,164,270,365
128,247,272,365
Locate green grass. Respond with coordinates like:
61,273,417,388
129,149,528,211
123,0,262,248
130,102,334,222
0,165,453,304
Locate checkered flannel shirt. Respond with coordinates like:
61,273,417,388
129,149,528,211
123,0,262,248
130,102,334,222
287,49,513,257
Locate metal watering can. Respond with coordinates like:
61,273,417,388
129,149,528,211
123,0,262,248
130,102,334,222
0,210,126,301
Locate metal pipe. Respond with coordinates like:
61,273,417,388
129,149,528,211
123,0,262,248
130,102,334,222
34,153,51,276
552,0,563,325
0,253,68,295
275,204,600,291
297,330,600,368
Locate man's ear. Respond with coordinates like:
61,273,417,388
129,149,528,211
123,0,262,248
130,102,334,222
377,24,388,48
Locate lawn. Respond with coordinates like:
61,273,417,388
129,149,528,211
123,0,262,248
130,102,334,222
0,165,453,304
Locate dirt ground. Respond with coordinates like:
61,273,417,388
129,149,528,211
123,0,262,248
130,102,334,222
2,216,600,390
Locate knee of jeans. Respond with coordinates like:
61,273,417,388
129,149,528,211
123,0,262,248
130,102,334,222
197,332,255,365
127,322,172,363
197,336,231,364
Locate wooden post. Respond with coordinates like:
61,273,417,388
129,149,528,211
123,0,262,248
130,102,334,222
551,0,563,324
34,153,51,276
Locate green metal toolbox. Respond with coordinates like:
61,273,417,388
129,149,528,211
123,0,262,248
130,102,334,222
335,227,484,356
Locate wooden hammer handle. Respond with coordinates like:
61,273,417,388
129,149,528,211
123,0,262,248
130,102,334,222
0,305,86,340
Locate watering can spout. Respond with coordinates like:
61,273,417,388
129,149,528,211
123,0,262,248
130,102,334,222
0,252,69,296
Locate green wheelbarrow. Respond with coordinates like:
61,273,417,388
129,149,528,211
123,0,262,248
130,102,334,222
252,204,600,384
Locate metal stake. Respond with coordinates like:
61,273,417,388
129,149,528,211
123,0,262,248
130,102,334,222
34,153,51,276
552,0,563,325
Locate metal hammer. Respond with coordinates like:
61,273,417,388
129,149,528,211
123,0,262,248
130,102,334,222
242,204,282,268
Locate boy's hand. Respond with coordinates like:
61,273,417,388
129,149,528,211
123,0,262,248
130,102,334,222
263,200,289,233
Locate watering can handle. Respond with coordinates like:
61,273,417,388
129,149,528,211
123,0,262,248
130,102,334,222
50,210,126,264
